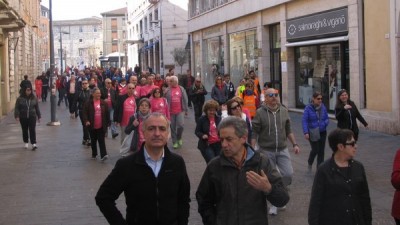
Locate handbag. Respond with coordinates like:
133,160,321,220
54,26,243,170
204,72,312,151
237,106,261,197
309,127,320,142
119,131,134,156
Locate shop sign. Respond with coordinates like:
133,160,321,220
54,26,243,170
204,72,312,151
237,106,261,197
286,8,348,42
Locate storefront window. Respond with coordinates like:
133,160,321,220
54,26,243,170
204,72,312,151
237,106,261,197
295,43,348,110
203,36,224,90
229,30,258,87
194,41,201,77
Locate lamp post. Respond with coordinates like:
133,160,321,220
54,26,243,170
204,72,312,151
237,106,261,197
150,19,163,76
47,0,60,126
59,30,69,73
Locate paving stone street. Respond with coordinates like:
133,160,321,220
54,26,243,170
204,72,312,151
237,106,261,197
0,100,399,225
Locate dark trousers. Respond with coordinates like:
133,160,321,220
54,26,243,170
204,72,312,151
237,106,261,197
201,142,221,163
395,218,400,225
58,88,68,106
42,86,48,101
67,93,75,114
79,110,90,141
89,128,107,158
193,103,203,124
186,89,192,107
308,131,327,167
19,117,37,144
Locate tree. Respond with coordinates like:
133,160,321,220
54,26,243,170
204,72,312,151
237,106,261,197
171,48,188,75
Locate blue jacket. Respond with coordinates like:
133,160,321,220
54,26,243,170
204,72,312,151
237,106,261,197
302,103,329,134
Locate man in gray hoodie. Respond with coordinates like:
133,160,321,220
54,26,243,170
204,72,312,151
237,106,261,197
251,88,300,215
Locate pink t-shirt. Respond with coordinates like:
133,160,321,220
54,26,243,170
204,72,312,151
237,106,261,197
140,84,158,98
118,85,127,95
121,96,136,126
93,100,102,129
138,119,145,150
170,86,182,115
151,97,170,120
208,117,220,144
133,86,140,99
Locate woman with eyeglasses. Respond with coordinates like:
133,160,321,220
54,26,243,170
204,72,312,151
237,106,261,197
308,128,371,225
195,100,222,163
225,98,252,143
302,92,329,171
335,89,368,141
14,87,41,150
150,87,170,120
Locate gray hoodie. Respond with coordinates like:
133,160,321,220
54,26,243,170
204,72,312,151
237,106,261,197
251,104,292,152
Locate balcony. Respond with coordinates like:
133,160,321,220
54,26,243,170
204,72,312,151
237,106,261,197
0,0,26,32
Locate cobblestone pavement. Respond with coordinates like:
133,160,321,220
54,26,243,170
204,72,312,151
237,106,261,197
0,100,399,225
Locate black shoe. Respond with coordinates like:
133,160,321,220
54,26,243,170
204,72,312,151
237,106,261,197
82,140,87,145
86,140,91,146
112,133,119,139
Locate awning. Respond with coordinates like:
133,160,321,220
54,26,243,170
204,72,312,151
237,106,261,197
285,36,348,47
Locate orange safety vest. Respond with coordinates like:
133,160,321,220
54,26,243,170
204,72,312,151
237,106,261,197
242,93,257,118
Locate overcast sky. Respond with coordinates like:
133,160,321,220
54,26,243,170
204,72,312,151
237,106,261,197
41,0,127,20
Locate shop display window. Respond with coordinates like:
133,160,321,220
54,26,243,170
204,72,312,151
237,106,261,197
229,30,258,87
203,36,224,90
295,43,348,110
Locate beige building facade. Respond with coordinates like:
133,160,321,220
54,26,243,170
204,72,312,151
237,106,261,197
188,0,400,134
127,0,189,75
53,17,102,70
0,0,41,118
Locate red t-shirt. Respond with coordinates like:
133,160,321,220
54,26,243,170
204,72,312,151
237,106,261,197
208,117,220,144
105,88,112,108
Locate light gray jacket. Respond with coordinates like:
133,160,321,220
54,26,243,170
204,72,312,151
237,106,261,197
164,85,188,113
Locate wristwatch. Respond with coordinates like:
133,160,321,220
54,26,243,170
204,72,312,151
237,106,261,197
293,143,299,147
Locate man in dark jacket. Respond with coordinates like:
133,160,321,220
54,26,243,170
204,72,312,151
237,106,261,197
73,79,92,146
196,116,289,225
101,78,118,138
180,70,195,108
96,113,191,225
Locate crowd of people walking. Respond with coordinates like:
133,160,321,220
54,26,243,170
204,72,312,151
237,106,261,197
18,64,400,225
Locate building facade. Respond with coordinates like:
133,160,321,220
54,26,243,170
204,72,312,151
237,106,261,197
0,0,41,118
40,5,50,71
53,17,103,71
188,0,400,134
127,0,189,76
101,7,127,69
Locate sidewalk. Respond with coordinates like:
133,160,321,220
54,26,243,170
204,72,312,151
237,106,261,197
0,100,399,225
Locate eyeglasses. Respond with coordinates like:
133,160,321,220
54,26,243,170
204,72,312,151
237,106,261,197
82,83,88,85
267,93,279,97
230,105,241,110
344,141,356,147
128,87,135,89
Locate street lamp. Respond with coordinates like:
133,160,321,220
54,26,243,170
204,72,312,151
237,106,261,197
48,0,60,126
150,20,163,76
59,30,69,73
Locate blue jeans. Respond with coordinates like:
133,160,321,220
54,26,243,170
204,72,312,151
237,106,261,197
109,108,117,135
260,148,293,187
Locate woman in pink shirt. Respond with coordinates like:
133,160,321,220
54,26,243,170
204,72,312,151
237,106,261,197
195,100,222,163
150,88,170,120
83,88,110,161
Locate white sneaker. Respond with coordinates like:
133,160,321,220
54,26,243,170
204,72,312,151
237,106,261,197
268,206,277,215
32,144,37,150
101,155,109,161
24,143,28,149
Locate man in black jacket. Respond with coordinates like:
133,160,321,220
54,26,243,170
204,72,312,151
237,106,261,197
96,113,191,225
